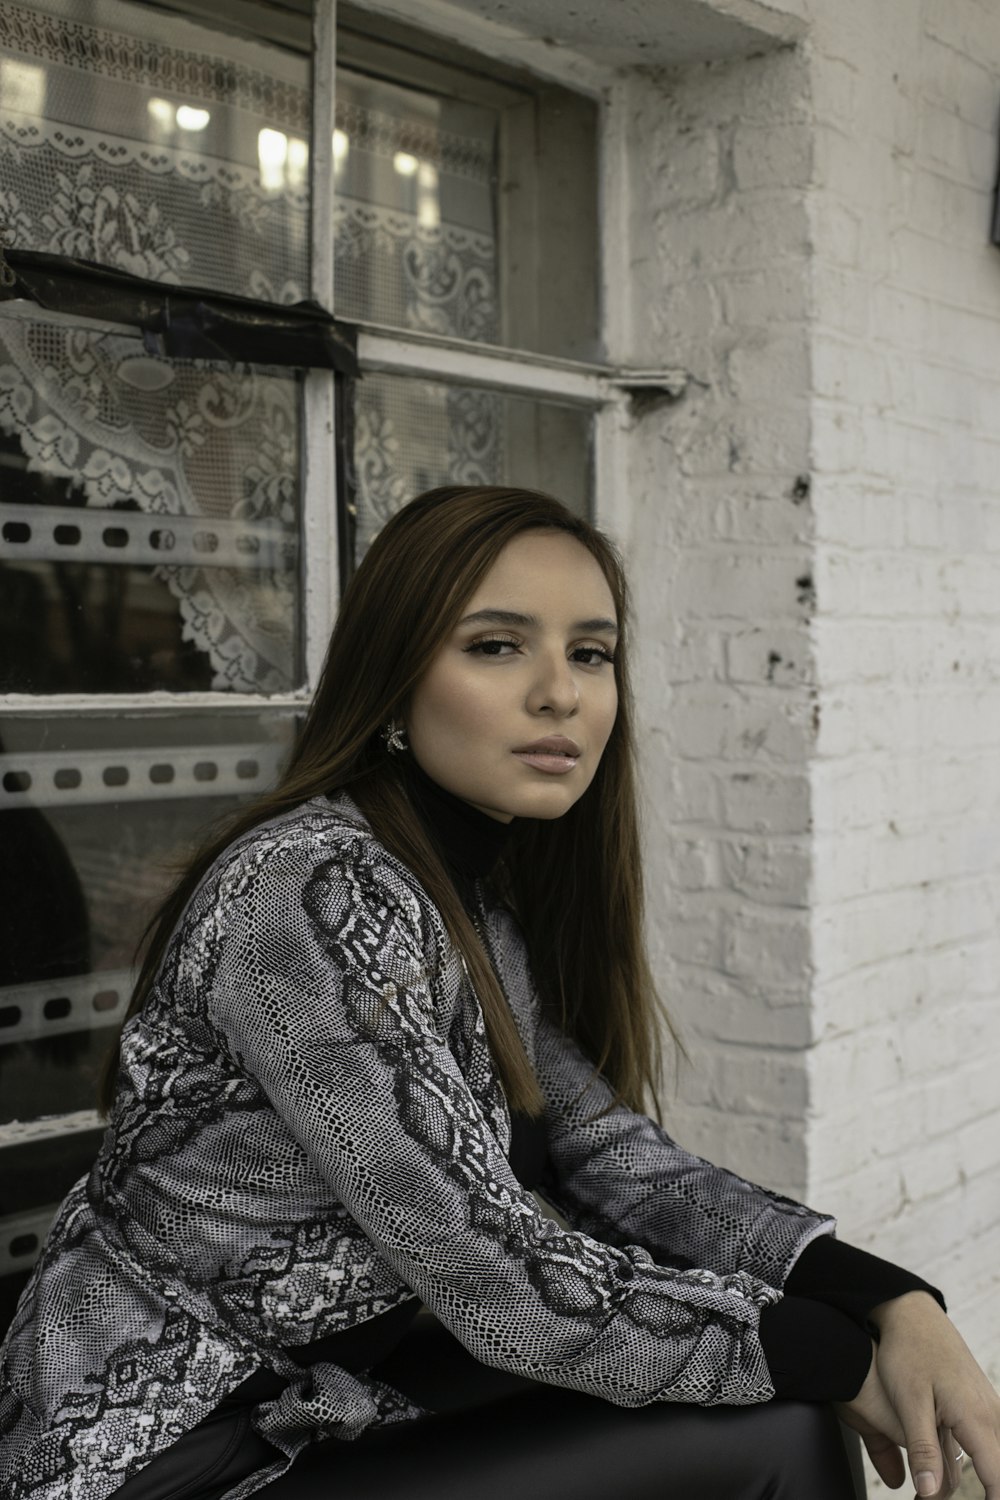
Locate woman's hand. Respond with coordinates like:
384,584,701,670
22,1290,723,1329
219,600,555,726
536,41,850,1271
836,1345,909,1492
869,1291,1000,1499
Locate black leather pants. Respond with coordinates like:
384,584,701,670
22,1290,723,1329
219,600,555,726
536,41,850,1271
111,1316,868,1500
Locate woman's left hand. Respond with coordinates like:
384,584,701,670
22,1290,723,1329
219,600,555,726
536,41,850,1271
871,1290,1000,1499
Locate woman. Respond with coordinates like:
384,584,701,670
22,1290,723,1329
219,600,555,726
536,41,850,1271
1,487,997,1500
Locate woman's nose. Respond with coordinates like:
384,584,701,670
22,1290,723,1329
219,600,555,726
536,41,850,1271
526,652,580,715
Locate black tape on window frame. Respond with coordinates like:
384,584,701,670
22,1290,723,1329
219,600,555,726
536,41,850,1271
0,250,358,375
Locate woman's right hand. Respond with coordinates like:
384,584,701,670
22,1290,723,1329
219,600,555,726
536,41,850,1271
836,1346,911,1492
835,1338,969,1499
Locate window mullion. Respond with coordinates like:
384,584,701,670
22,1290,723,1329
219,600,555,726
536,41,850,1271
0,693,308,715
301,0,340,686
357,328,612,406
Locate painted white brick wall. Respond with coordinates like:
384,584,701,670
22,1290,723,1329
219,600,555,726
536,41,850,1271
616,1,1000,1488
621,45,818,1197
805,4,1000,1484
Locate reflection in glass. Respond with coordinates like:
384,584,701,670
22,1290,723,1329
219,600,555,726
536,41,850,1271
0,712,296,1124
0,0,311,302
0,326,302,693
333,68,498,343
352,371,592,562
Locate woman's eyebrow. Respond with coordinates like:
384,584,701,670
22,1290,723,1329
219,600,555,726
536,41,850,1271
458,608,618,634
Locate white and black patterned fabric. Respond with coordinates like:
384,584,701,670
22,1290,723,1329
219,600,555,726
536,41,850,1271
0,794,835,1499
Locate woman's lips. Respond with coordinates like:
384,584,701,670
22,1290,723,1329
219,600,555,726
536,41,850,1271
512,738,581,774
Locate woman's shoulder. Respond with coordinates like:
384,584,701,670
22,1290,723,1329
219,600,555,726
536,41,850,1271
200,793,438,940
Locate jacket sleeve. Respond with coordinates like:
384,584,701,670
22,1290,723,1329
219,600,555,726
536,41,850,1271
533,1013,835,1291
206,840,781,1409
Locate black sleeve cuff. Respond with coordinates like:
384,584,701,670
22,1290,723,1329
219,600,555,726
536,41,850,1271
758,1295,873,1401
786,1235,946,1328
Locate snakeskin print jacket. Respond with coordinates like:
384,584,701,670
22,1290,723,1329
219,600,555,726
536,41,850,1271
0,794,835,1500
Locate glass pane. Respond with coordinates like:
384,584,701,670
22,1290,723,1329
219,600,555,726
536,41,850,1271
333,52,599,359
0,0,310,302
0,711,296,1124
0,321,302,693
334,68,499,342
352,370,592,562
1,1126,105,1336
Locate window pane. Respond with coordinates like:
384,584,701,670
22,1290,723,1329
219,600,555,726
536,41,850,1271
352,370,592,562
1,1126,105,1335
0,707,295,1332
0,0,311,302
333,46,599,359
0,322,302,693
334,68,498,342
0,710,296,1124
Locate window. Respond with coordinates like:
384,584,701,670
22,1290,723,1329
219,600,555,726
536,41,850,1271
0,0,639,1328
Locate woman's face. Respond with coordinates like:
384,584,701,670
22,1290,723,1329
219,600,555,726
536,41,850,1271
406,530,619,822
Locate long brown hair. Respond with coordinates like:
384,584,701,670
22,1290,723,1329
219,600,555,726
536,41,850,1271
98,487,667,1117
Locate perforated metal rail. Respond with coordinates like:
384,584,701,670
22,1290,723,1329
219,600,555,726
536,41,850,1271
0,742,286,808
0,1207,60,1278
0,968,133,1045
0,502,297,570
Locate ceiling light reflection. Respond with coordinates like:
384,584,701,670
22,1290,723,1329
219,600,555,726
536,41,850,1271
176,105,210,131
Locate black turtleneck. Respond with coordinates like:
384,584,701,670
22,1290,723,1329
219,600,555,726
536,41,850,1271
402,758,515,906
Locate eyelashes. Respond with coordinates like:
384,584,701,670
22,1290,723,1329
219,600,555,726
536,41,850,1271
464,633,521,658
463,635,615,666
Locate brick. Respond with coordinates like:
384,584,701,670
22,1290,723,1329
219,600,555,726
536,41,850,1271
812,196,864,269
668,551,814,622
813,485,908,549
660,836,722,892
721,904,811,986
720,836,812,907
720,769,811,835
654,197,811,280
812,336,893,409
731,122,813,192
919,34,1000,131
681,1041,810,1120
660,761,721,826
811,55,860,128
924,0,1000,70
811,403,864,474
812,620,898,683
908,167,993,249
659,891,725,968
812,264,871,337
726,626,815,688
893,227,1000,312
727,334,811,403
718,267,810,328
667,486,813,548
666,682,814,764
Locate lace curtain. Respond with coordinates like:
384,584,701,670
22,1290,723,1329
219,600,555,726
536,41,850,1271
0,0,311,301
0,0,309,691
0,0,508,652
334,67,503,555
0,319,301,691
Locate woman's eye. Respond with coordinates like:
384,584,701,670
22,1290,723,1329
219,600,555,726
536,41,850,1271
466,636,520,657
572,645,616,667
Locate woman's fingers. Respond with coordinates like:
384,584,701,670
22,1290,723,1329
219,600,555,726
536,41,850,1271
951,1418,1000,1500
896,1391,945,1496
872,1294,1000,1500
861,1428,907,1489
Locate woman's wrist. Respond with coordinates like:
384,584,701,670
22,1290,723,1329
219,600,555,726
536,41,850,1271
870,1288,945,1335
